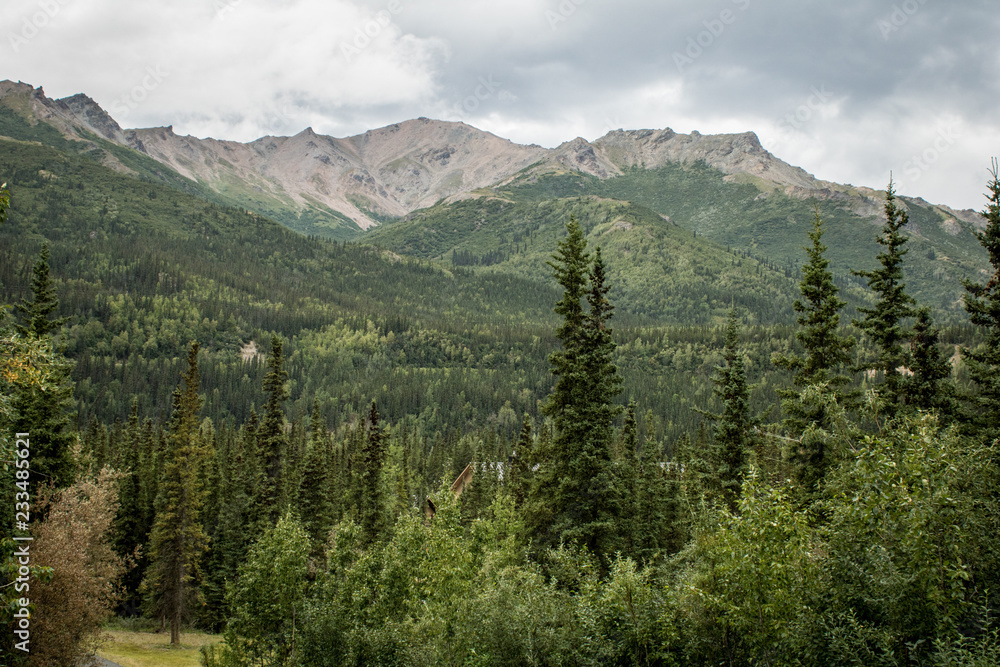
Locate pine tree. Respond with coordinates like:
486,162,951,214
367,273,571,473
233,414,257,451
618,400,640,553
296,401,334,548
15,243,67,338
508,414,534,508
10,243,76,488
699,309,758,510
113,398,145,614
635,409,671,560
201,424,254,632
255,335,289,527
529,220,623,561
904,307,956,416
961,159,1000,440
852,179,917,416
774,211,855,492
360,400,387,545
141,342,210,645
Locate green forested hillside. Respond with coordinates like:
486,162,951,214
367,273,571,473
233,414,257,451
0,99,362,240
0,136,808,448
3,103,1000,667
369,162,986,320
369,194,807,324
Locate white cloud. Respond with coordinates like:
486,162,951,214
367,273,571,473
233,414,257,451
4,0,999,208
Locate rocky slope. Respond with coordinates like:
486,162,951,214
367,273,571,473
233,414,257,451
0,79,983,236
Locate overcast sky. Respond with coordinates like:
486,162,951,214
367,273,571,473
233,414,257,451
5,0,998,211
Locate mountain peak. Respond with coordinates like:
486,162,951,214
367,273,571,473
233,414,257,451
56,92,125,142
0,79,895,233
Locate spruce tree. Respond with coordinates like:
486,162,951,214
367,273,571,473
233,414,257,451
635,409,671,560
961,158,1000,439
774,211,855,491
528,220,623,561
699,309,758,510
255,335,289,527
360,400,387,545
113,398,145,614
618,400,640,553
905,307,956,416
201,421,255,631
141,342,210,645
296,401,334,548
10,242,77,488
852,179,917,416
508,414,534,508
15,243,67,338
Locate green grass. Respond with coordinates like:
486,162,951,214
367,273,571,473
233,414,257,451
97,628,222,667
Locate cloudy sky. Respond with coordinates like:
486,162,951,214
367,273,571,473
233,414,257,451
5,0,998,210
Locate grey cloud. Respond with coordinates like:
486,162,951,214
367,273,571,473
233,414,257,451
4,0,999,208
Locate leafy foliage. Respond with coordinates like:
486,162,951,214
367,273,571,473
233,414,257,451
27,469,125,666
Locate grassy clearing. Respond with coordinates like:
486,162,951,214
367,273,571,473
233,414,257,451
96,627,222,667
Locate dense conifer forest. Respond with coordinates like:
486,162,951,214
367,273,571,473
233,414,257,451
2,132,1000,665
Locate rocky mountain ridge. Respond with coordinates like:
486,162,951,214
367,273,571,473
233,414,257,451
0,79,982,235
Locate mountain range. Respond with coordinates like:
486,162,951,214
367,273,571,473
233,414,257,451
0,78,991,318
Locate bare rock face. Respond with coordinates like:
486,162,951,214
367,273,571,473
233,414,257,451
120,118,548,228
593,128,818,189
1,78,981,232
548,137,621,179
56,94,126,143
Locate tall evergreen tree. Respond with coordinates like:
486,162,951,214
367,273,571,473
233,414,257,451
15,243,67,338
508,413,534,508
961,158,1000,440
360,400,387,545
255,335,289,527
528,220,623,561
635,409,672,560
853,179,917,416
201,420,255,631
113,398,145,614
10,243,76,488
905,307,956,416
774,211,855,491
141,342,210,645
297,400,334,548
699,309,758,509
618,400,640,553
